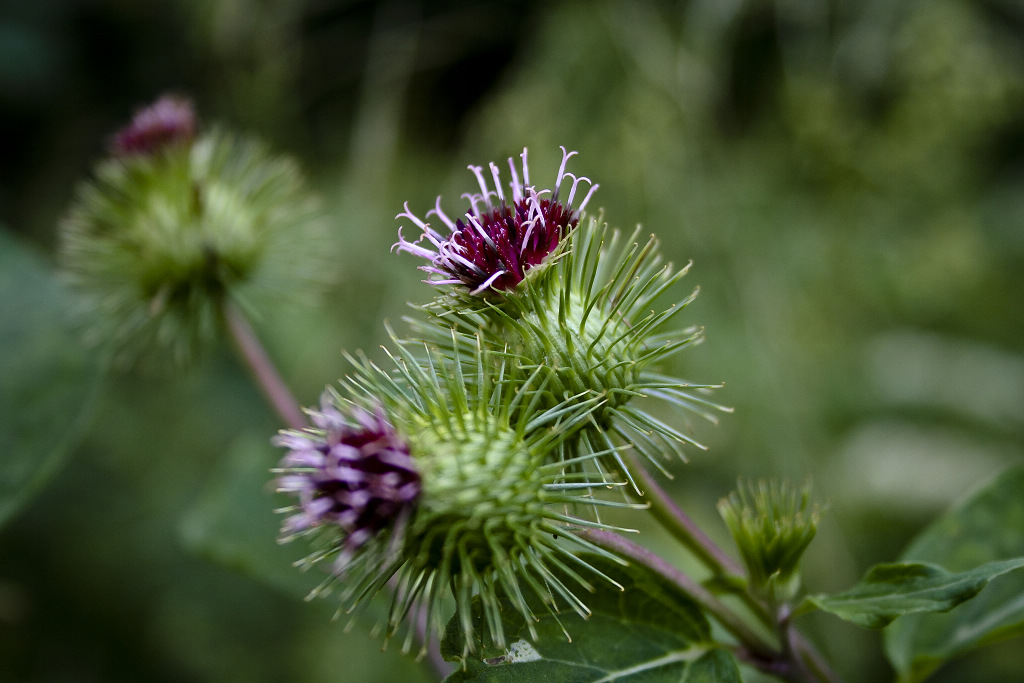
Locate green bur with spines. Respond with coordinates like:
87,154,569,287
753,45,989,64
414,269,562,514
405,216,728,490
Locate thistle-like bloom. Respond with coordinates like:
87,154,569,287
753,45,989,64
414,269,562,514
274,338,636,657
59,95,334,368
110,95,197,157
395,148,728,489
274,401,420,554
394,147,598,295
406,218,730,489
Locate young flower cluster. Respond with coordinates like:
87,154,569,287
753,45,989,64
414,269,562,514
59,95,334,368
275,146,724,657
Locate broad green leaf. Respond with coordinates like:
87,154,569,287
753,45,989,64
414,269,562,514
884,466,1024,682
178,432,322,600
802,558,1024,630
178,434,411,626
0,229,102,528
179,433,435,681
179,432,441,643
441,553,740,683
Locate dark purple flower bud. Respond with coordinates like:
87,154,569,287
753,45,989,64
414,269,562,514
109,95,196,157
274,398,420,553
394,146,598,295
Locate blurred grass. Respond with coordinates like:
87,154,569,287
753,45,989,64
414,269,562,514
2,0,1023,681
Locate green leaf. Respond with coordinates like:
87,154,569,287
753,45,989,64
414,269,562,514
884,466,1024,682
179,434,434,682
802,558,1024,629
0,229,102,528
179,432,448,642
178,432,322,600
441,553,740,683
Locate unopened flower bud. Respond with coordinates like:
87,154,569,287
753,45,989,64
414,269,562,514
718,479,820,605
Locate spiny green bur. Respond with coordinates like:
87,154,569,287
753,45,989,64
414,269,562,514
412,217,722,486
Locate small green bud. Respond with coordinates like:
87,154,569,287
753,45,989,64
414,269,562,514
59,95,333,368
717,479,820,605
275,339,637,657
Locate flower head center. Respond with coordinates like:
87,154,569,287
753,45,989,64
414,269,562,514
395,146,598,295
275,401,420,551
110,95,196,158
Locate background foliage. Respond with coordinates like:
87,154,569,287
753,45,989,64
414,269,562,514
2,0,1023,681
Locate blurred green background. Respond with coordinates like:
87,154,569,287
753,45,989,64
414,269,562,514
2,0,1023,681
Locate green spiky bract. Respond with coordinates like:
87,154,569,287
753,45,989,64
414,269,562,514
717,479,820,605
279,337,639,658
59,129,333,368
405,216,730,490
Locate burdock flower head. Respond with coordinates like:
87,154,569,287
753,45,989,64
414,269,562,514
395,148,731,490
394,146,598,296
58,94,334,368
404,218,730,490
274,338,635,657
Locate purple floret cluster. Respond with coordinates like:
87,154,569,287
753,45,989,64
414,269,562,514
110,95,196,157
395,147,598,295
274,399,420,552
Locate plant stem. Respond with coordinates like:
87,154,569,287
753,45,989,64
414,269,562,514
790,631,842,683
222,300,305,429
576,528,778,662
778,605,815,683
578,528,842,683
631,453,802,632
416,603,454,680
623,453,842,682
625,451,740,576
626,452,776,624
